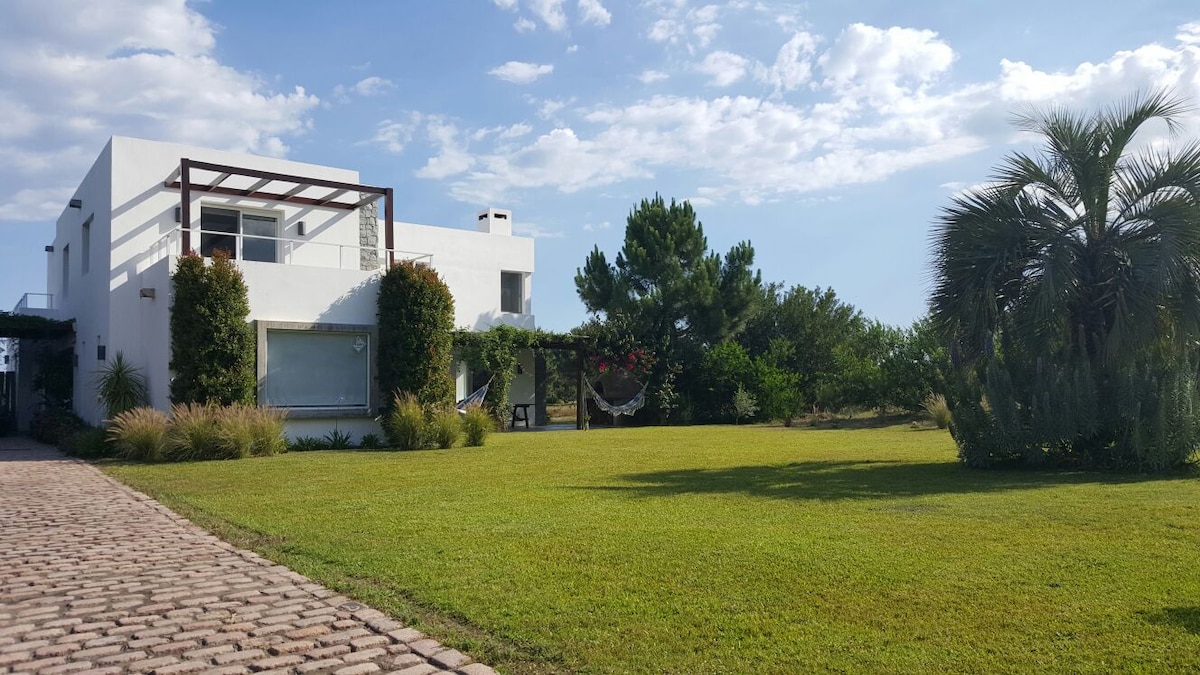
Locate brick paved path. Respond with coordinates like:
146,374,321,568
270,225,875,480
0,440,497,675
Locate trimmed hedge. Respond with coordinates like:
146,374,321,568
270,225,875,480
169,251,255,406
377,261,455,409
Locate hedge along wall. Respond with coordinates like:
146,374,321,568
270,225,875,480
377,261,455,409
169,250,256,406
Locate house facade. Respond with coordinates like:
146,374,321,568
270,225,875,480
12,136,539,441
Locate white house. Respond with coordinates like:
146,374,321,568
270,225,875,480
11,136,543,441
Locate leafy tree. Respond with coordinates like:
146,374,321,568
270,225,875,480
931,91,1200,470
169,251,255,406
377,261,456,410
576,196,762,422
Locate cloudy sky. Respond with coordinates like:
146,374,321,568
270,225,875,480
1,0,1199,331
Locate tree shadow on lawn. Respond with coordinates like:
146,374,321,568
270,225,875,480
582,459,1184,502
1141,606,1200,634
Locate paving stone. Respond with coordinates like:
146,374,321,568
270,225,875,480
0,443,497,675
430,649,470,669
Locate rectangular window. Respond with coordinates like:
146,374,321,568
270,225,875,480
200,206,278,263
501,271,524,313
81,216,92,275
263,329,369,409
61,245,69,299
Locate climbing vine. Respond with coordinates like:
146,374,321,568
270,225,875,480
453,326,586,426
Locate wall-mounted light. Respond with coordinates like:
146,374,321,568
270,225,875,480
69,199,82,209
174,206,182,223
139,288,157,299
297,221,306,236
44,245,54,253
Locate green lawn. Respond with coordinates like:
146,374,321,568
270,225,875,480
105,425,1200,674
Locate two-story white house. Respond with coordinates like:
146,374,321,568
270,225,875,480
11,136,542,441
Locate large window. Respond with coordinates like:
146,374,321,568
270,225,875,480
262,328,370,409
61,245,69,299
501,271,524,313
201,207,278,263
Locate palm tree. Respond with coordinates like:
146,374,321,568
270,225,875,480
930,90,1200,470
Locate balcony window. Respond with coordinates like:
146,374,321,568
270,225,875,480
501,271,524,314
200,207,278,263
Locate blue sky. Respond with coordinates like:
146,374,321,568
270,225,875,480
1,0,1199,333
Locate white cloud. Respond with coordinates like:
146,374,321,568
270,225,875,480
754,31,820,93
492,0,518,9
514,17,537,32
513,221,565,238
489,61,555,84
697,51,749,86
0,0,319,222
0,187,74,222
371,114,421,154
567,44,580,53
396,21,1200,209
334,76,394,100
818,24,955,101
645,1,723,50
528,0,568,31
639,69,670,84
499,123,534,139
582,220,611,232
415,118,475,180
578,0,612,27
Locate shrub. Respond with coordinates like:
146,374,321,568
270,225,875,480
732,385,758,424
60,427,116,459
358,433,384,450
108,407,170,461
377,261,456,409
170,251,255,406
430,407,462,449
166,403,222,461
324,428,354,450
96,352,149,419
30,407,87,445
385,392,429,450
462,404,492,447
923,393,951,429
289,435,329,452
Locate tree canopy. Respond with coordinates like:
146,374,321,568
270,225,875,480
575,196,762,422
931,90,1200,470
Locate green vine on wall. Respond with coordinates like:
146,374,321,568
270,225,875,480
453,326,587,427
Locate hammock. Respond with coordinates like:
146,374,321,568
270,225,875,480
456,378,491,412
585,379,648,417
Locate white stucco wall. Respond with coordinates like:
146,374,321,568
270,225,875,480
395,222,535,331
25,135,541,436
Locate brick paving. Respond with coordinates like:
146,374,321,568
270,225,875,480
0,439,498,675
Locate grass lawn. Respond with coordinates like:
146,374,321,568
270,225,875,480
105,424,1200,674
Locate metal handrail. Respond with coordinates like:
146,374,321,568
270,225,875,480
147,227,432,269
14,293,54,312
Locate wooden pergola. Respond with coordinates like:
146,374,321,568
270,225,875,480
164,158,396,262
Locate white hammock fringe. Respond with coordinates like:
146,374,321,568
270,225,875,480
586,379,648,417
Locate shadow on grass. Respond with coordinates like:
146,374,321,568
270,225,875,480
1141,607,1200,634
583,459,1181,501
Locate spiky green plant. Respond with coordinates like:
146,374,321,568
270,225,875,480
430,407,462,449
96,352,150,419
166,402,222,461
923,393,951,429
385,392,428,451
462,403,493,447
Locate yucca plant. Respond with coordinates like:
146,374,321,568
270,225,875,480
167,402,221,461
324,428,354,450
430,407,462,449
96,352,149,419
108,407,170,461
923,393,952,430
462,403,493,447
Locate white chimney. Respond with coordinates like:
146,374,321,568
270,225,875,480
476,207,512,236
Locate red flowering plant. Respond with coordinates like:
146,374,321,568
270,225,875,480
590,347,654,378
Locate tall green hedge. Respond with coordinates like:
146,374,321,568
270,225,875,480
377,261,455,409
169,251,255,406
